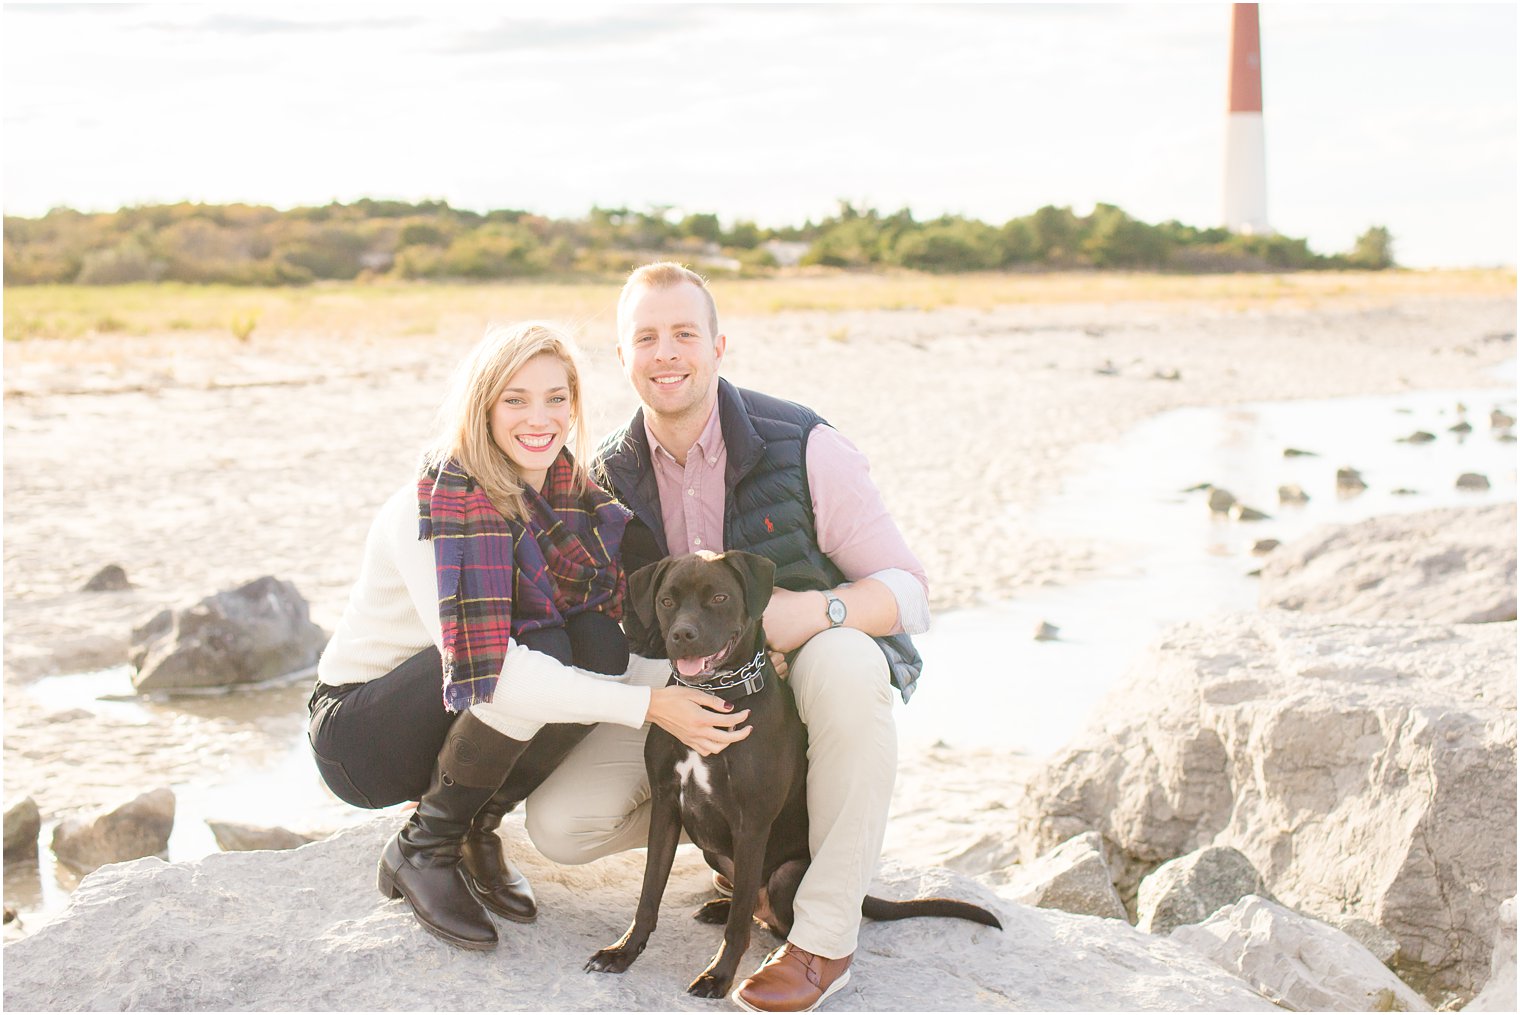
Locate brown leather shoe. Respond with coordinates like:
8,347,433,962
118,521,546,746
733,943,853,1012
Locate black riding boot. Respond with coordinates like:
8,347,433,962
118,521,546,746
378,712,530,950
461,722,593,922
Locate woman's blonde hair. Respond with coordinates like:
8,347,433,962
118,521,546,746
424,321,592,521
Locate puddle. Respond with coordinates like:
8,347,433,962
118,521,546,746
8,373,1515,931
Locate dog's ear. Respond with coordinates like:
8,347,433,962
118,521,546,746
626,559,674,636
720,551,776,622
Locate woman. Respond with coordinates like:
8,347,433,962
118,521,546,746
308,321,747,951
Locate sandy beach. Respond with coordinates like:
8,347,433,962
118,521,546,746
3,275,1516,918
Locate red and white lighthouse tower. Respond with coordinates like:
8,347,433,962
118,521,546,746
1223,3,1270,234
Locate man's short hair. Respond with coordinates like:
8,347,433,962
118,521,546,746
618,261,720,339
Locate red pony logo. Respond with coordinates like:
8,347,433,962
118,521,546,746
764,516,774,533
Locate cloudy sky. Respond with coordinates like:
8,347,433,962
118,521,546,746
3,3,1514,267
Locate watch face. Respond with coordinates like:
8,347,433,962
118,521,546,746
827,598,847,624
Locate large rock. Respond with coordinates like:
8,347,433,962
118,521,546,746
999,831,1127,921
2,817,1279,1011
1172,895,1430,1011
1468,898,1517,1012
1258,503,1517,624
50,788,175,874
129,576,328,691
1136,846,1271,935
4,796,42,860
1017,611,1516,1002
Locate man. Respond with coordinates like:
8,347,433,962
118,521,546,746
523,262,927,1012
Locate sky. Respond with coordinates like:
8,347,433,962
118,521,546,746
3,3,1515,268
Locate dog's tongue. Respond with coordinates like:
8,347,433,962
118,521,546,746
675,656,710,678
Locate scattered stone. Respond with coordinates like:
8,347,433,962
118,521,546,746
1207,488,1237,513
1016,611,1516,1001
1467,898,1516,1012
1152,367,1181,381
1391,487,1420,496
1171,895,1431,1012
1032,621,1060,642
2,905,15,924
50,788,175,875
1277,484,1309,505
1396,431,1437,444
1283,447,1318,458
1259,504,1516,624
1450,420,1473,434
1491,409,1516,430
1336,467,1367,494
1250,539,1280,556
0,818,1279,1012
1002,832,1127,921
207,821,316,853
4,797,42,861
1095,359,1120,376
1481,331,1516,343
42,708,94,724
1231,504,1271,522
1181,482,1212,493
81,564,131,592
1457,472,1491,491
129,576,328,692
1137,846,1272,935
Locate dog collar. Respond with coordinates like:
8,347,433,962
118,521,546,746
668,647,768,697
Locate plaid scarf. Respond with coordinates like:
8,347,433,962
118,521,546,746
418,450,630,713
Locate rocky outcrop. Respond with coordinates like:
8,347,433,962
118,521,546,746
49,788,175,874
1258,503,1516,624
1171,895,1430,1012
1136,846,1271,936
129,576,327,691
4,796,42,860
1468,898,1517,1012
1,817,1282,1011
997,831,1127,921
1017,611,1516,1002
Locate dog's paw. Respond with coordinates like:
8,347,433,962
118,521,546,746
686,969,735,998
692,898,731,924
585,942,644,974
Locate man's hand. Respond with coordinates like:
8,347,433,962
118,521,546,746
768,650,789,680
646,686,751,757
762,588,828,655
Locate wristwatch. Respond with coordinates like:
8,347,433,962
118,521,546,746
823,591,847,628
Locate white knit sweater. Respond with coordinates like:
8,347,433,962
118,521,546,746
317,484,655,740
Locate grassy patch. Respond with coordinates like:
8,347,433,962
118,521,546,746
3,269,1512,344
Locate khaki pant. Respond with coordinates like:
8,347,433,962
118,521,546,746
524,627,897,959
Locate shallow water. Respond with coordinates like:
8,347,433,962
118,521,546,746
898,377,1517,754
9,373,1516,926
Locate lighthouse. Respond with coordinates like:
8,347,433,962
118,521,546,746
1223,4,1270,234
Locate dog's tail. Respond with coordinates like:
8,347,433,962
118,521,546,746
861,895,1003,930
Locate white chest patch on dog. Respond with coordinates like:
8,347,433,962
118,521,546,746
675,750,713,797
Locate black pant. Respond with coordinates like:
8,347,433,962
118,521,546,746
308,611,629,809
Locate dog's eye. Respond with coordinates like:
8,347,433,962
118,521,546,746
660,597,675,609
711,593,728,604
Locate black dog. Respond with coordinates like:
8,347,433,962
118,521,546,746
585,550,1001,999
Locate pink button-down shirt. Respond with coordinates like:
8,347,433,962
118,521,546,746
643,404,929,634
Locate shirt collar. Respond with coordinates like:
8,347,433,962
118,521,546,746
643,398,724,465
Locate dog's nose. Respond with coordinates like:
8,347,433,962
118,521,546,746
668,621,699,647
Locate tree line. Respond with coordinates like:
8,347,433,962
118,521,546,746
2,198,1396,286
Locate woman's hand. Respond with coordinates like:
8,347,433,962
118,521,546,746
645,686,751,756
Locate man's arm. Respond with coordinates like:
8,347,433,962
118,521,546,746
762,424,929,654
